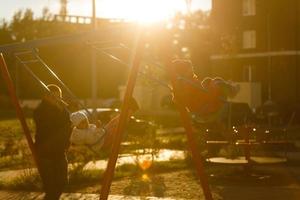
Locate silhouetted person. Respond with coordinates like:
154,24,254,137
33,84,71,200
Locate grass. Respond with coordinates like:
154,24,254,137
0,159,190,191
0,168,42,191
0,155,25,170
0,118,35,140
0,119,35,170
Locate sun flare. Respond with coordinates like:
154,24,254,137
68,0,211,24
102,0,186,23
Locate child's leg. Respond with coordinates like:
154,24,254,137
102,115,120,149
101,109,135,150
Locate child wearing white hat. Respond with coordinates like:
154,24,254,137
70,98,140,152
70,111,106,152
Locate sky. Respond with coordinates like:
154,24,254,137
0,0,211,22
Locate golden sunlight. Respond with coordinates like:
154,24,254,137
138,156,152,170
68,0,211,24
101,0,186,23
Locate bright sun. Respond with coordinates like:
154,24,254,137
68,0,211,23
101,0,186,23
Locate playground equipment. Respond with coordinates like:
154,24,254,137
0,27,216,200
205,102,294,166
1,23,296,199
14,49,91,116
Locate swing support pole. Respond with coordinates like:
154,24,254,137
0,53,40,174
99,31,145,200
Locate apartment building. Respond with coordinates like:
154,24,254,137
210,0,300,105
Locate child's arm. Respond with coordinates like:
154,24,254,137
212,78,240,98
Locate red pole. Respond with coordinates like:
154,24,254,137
99,32,145,200
164,59,213,200
0,53,40,172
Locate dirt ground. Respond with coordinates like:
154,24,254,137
71,164,300,200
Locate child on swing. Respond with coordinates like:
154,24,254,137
70,98,139,152
172,59,240,123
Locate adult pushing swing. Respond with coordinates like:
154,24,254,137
0,54,71,200
1,47,142,199
33,84,72,200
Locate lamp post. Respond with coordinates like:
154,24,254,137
267,13,272,102
91,0,98,110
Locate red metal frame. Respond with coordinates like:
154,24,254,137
0,53,40,174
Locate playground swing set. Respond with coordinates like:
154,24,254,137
88,31,292,166
92,35,293,166
0,27,214,200
0,25,293,200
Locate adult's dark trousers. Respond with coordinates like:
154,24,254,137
37,153,68,200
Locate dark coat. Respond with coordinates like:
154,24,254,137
33,100,71,157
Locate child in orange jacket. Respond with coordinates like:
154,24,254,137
171,59,240,122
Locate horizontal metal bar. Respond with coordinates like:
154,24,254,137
86,40,116,46
119,43,130,50
93,46,172,91
20,59,39,64
96,46,124,51
14,50,33,56
0,25,130,53
211,50,300,60
87,42,131,51
93,46,130,67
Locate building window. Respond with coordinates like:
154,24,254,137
242,0,256,16
243,30,256,49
